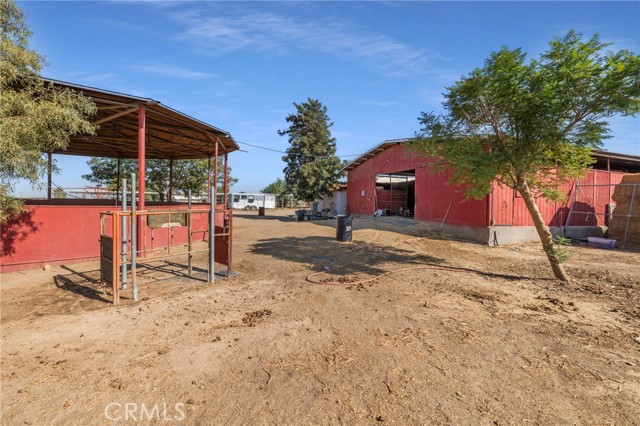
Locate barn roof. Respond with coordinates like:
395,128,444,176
44,78,239,160
343,138,640,173
342,138,412,172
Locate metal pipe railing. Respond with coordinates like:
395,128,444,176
99,200,232,305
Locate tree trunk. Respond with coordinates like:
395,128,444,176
518,181,569,282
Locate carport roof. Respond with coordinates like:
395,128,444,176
45,78,239,160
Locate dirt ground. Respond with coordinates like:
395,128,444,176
1,209,639,425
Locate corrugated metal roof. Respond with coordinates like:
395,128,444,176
342,139,640,172
43,78,239,159
342,138,415,172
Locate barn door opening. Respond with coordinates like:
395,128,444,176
375,172,416,216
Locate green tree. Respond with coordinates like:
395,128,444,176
173,158,238,198
52,187,66,199
82,157,236,201
414,30,640,282
0,0,96,222
261,177,286,195
278,98,344,201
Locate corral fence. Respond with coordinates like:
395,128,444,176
99,175,232,305
276,195,307,208
565,182,639,246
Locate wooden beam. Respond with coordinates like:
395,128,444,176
93,106,139,126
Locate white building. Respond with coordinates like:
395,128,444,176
315,183,348,216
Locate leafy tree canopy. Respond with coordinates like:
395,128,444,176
261,177,286,195
0,0,96,222
279,98,344,201
413,30,639,281
82,157,237,201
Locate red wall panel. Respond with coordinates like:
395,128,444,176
347,144,488,226
414,167,487,226
375,189,408,212
347,143,629,229
1,203,228,272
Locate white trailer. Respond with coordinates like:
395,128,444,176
228,193,277,210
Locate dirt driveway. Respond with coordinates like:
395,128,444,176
1,209,639,425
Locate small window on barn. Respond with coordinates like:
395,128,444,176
241,194,248,200
233,195,240,202
248,195,255,203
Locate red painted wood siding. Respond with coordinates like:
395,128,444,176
1,203,228,272
347,143,628,229
492,170,626,226
347,144,488,226
375,189,408,212
564,170,626,226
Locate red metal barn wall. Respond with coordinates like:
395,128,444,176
491,170,626,226
1,202,228,273
346,144,488,226
347,144,626,229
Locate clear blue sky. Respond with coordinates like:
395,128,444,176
16,1,640,196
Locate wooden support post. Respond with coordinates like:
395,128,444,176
112,212,119,305
47,152,52,200
168,158,173,202
121,178,127,290
187,191,192,275
208,187,215,284
214,142,219,205
224,153,229,209
138,106,146,259
131,173,138,302
228,210,233,277
116,158,121,205
167,213,171,256
207,157,212,203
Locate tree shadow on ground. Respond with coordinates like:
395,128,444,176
250,235,540,282
236,212,433,238
1,209,40,256
249,235,444,277
309,214,454,237
233,212,296,223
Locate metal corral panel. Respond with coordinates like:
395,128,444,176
515,170,625,226
565,171,626,227
100,235,114,285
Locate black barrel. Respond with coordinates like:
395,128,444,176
258,206,265,216
336,214,353,242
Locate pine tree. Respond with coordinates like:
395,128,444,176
279,98,343,201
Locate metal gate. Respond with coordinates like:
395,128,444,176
100,177,232,305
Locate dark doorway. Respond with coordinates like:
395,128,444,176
375,171,416,216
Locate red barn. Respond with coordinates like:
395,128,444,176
344,139,640,244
